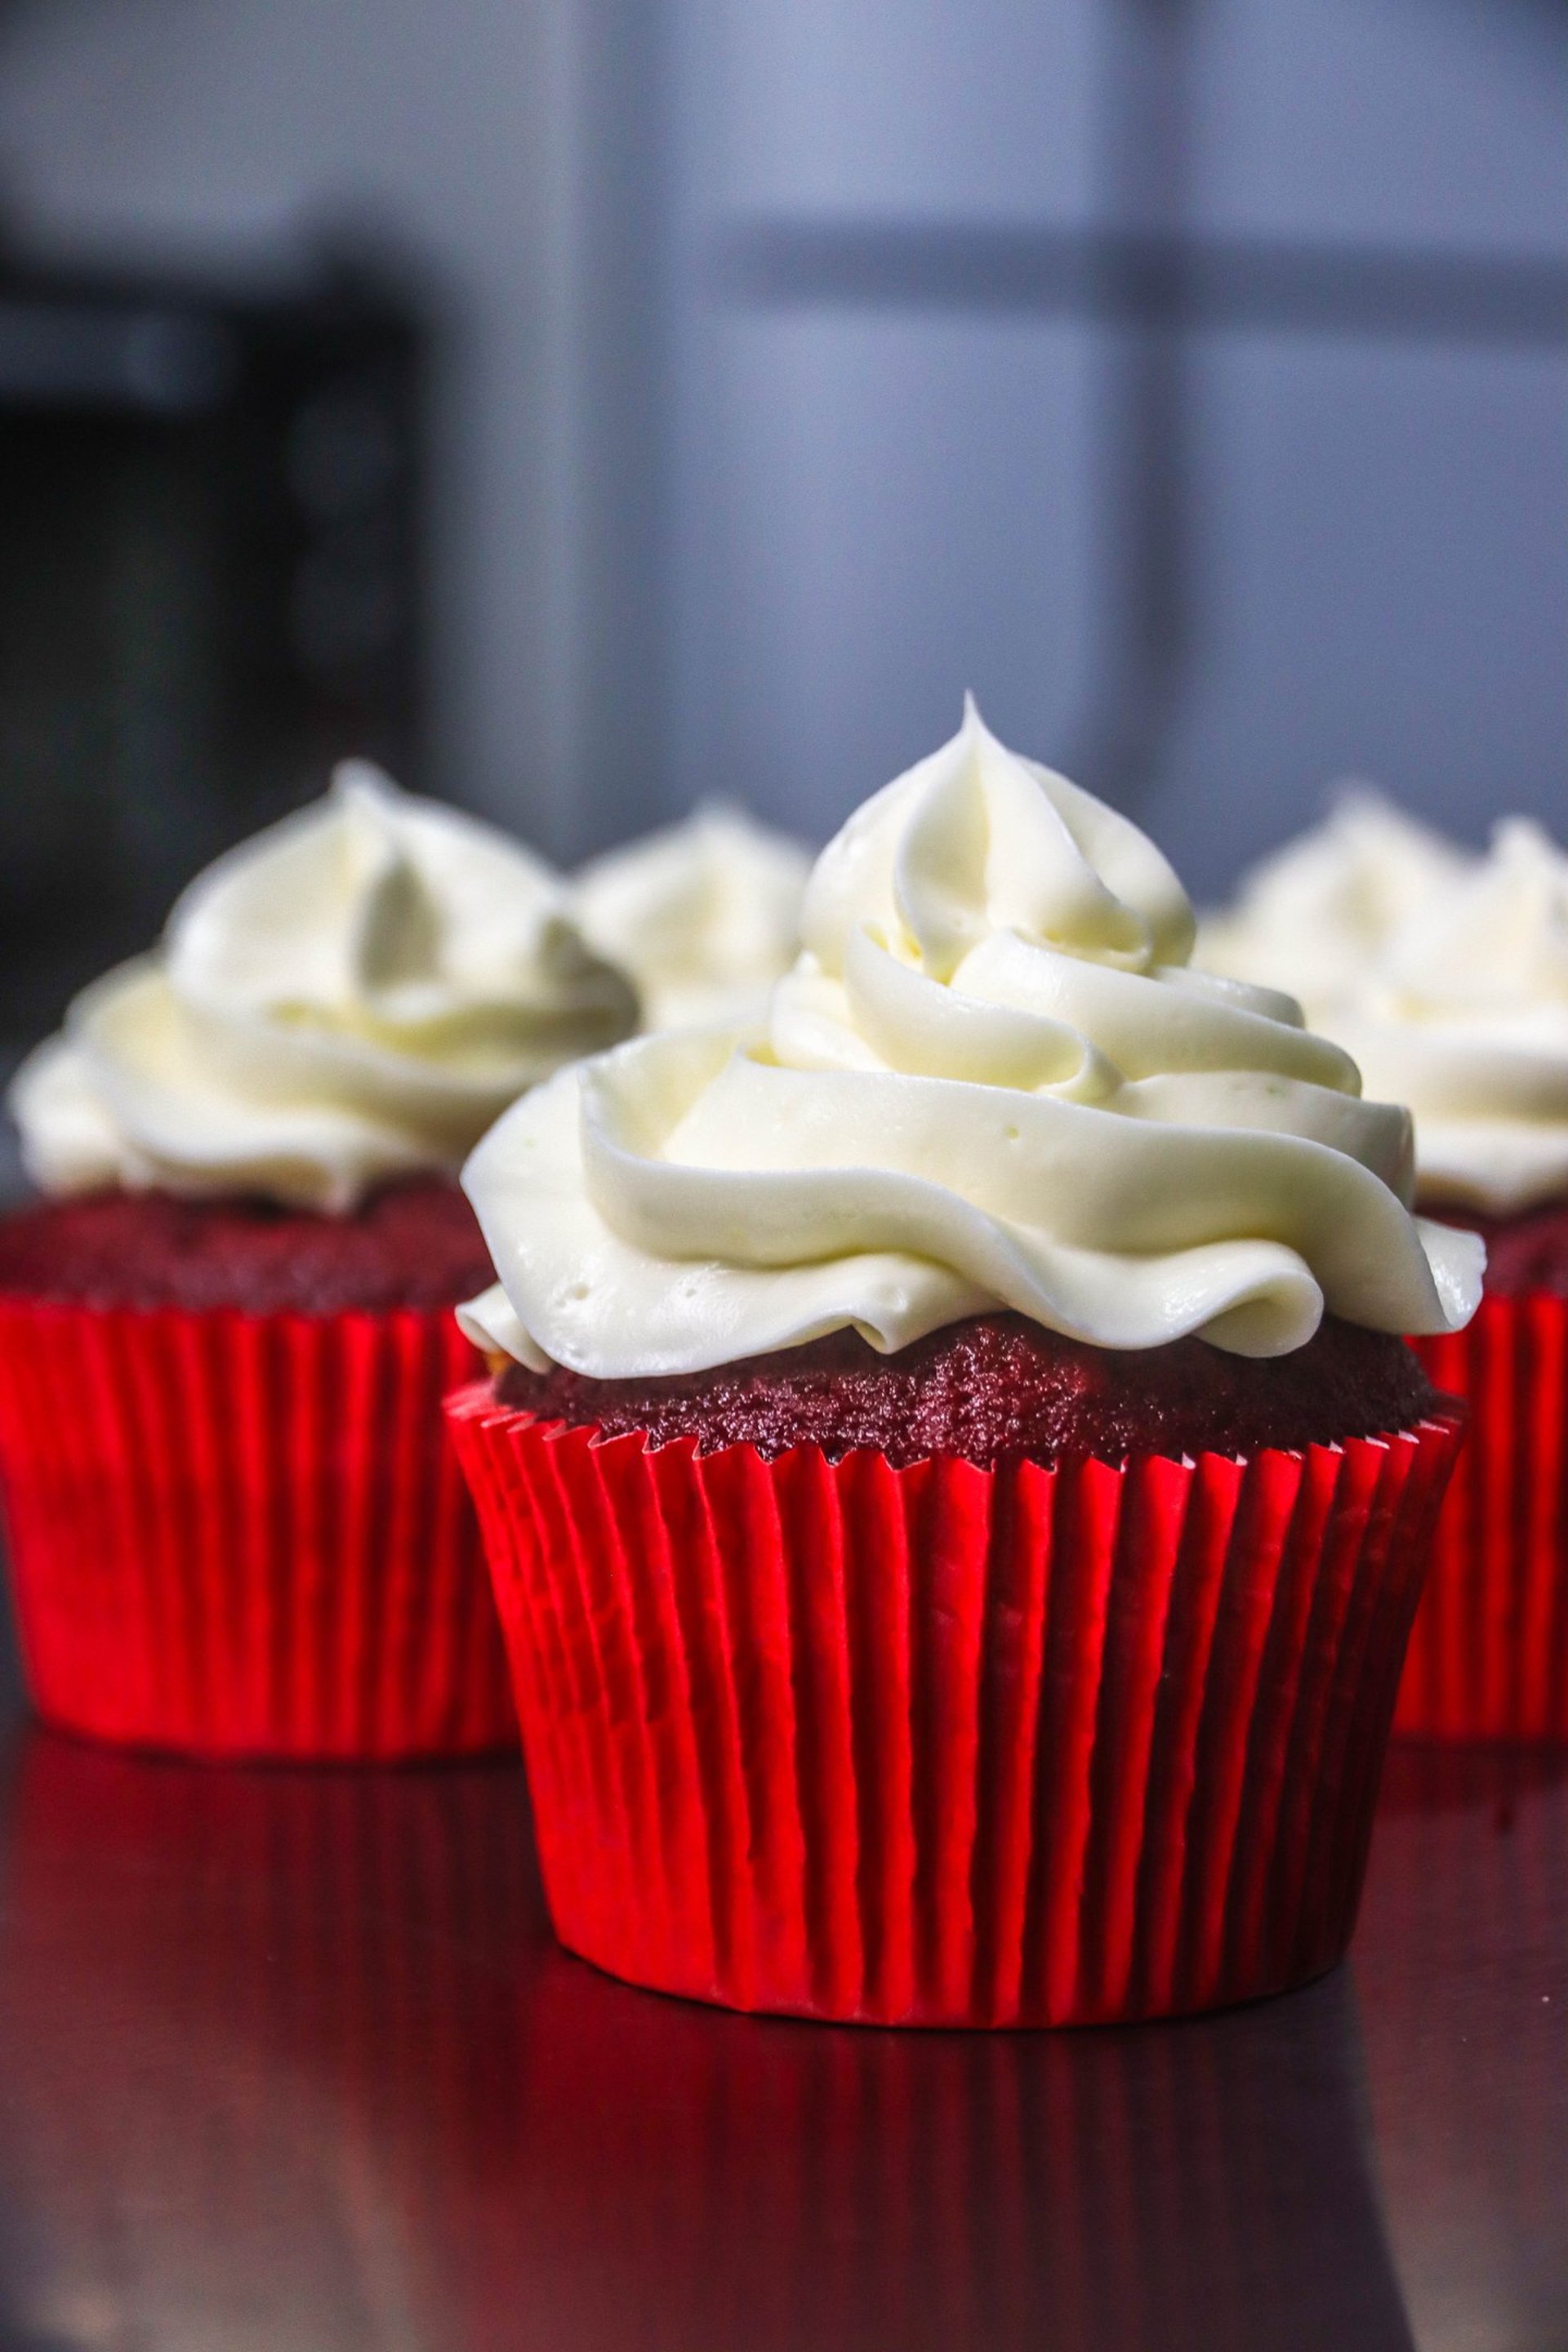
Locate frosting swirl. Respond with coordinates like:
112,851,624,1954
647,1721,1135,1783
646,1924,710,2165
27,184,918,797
1327,819,1568,1214
11,763,638,1213
459,703,1479,1374
1197,790,1471,1021
575,805,812,1031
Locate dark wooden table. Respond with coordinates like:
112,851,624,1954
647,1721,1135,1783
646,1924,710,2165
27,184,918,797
0,1701,1561,2351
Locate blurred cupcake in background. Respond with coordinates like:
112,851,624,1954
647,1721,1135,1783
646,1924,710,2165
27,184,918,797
1207,804,1568,1742
450,700,1478,2028
0,761,637,1761
1197,786,1472,1022
575,804,812,1031
1330,822,1568,1226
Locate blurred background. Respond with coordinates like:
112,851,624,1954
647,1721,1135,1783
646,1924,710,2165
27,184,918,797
0,0,1563,1061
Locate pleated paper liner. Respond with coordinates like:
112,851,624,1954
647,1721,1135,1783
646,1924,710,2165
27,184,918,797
0,1298,517,1761
1401,1293,1568,1742
448,1384,1465,2028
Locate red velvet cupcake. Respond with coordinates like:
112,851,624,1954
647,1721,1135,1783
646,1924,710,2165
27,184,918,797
448,704,1478,2026
0,764,635,1761
1401,1199,1568,1741
1290,821,1568,1744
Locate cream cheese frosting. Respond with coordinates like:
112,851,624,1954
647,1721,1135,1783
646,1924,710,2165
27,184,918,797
459,702,1481,1374
11,763,638,1213
1197,790,1472,1021
574,804,813,1031
1326,819,1568,1214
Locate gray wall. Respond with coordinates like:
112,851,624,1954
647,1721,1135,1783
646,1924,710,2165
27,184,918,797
669,0,1568,889
0,0,1563,887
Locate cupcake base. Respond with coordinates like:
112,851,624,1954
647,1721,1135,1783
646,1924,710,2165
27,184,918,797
0,1299,517,1762
448,1387,1463,2028
1401,1294,1568,1743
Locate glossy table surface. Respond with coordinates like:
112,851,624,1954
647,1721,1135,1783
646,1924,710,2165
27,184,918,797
0,1688,1561,2352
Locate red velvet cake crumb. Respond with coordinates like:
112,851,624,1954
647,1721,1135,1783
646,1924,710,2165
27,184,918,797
1428,1196,1568,1298
496,1311,1440,1469
0,1182,493,1315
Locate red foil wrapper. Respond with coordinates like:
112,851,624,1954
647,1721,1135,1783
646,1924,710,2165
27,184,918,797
1402,1294,1568,1741
448,1386,1463,2027
0,1299,517,1761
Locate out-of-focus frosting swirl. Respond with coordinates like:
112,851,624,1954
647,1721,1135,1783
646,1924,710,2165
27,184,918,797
1328,820,1568,1214
459,703,1480,1374
575,804,812,1031
11,764,638,1213
1197,790,1472,1021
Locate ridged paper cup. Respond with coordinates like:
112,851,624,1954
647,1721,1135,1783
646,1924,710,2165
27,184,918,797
0,1298,517,1761
448,1383,1464,2028
1401,1294,1568,1742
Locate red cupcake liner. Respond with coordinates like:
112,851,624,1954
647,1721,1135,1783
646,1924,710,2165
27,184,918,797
0,1298,517,1760
448,1386,1463,2026
1402,1293,1568,1741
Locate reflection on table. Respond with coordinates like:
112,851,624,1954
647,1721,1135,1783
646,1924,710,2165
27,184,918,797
0,1726,1560,2350
1357,1744,1568,2352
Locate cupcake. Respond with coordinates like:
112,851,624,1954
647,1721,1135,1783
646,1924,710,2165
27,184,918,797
1314,822,1568,1741
0,762,637,1760
1209,808,1568,1740
448,700,1480,2026
1197,789,1472,1022
574,804,812,1031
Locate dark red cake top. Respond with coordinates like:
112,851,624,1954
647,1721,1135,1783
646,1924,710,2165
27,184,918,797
0,1180,492,1315
1427,1196,1568,1298
496,1309,1441,1470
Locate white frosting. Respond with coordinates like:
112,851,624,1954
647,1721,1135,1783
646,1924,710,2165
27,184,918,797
574,805,813,1031
459,702,1481,1374
1198,790,1471,1020
1328,820,1568,1214
11,763,638,1213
